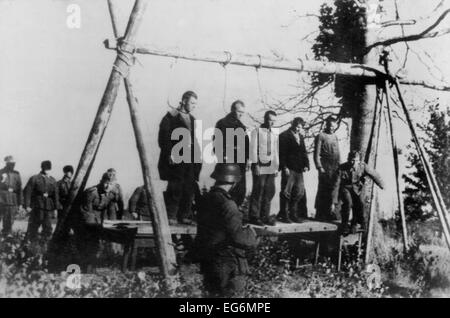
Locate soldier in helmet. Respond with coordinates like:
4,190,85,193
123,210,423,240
24,160,59,241
57,165,74,221
196,163,259,297
73,172,115,272
0,156,23,235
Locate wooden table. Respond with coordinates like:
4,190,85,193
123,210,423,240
101,219,344,271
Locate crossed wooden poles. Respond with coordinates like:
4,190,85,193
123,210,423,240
49,0,450,280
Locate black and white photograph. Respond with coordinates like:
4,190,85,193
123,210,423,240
1,0,450,301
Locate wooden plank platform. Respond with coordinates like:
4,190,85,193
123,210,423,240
102,218,338,236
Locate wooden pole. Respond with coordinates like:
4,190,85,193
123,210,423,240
103,39,387,79
107,0,177,276
384,83,409,250
393,80,450,250
364,86,384,264
51,0,150,242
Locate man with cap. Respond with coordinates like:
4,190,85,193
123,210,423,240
277,117,310,223
73,172,115,272
332,151,385,235
196,163,259,297
314,116,341,221
57,165,73,221
158,91,202,225
0,156,23,235
105,168,124,220
24,160,59,241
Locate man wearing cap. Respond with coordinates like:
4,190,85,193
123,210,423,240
332,151,385,235
105,168,124,220
0,156,22,235
57,165,73,221
196,163,258,297
314,116,341,221
277,117,310,223
73,173,115,272
158,91,202,225
24,160,59,240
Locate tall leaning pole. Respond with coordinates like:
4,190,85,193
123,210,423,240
107,0,177,276
49,0,177,278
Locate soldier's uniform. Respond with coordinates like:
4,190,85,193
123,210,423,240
332,160,384,231
74,183,115,270
0,166,22,234
314,131,341,221
196,164,258,297
24,172,59,240
106,182,124,220
128,185,151,221
57,176,71,220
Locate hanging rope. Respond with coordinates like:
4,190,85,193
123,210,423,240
221,51,232,114
255,54,270,108
166,57,179,109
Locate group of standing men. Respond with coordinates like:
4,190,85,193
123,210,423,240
0,157,124,243
156,90,384,234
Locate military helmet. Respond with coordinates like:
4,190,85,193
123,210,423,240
4,155,15,163
210,163,241,183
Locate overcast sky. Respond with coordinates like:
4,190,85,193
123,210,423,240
1,0,449,216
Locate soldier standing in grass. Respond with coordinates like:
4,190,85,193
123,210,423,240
57,165,73,221
196,163,258,297
0,156,22,235
24,160,59,241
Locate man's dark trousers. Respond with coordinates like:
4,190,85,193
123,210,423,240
279,170,307,219
165,163,196,221
340,188,364,226
249,170,275,222
0,205,16,234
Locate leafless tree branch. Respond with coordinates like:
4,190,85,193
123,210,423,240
365,8,450,53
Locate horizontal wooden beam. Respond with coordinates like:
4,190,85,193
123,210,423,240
102,219,338,236
104,39,387,79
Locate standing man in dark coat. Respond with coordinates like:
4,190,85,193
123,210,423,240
314,116,341,221
158,91,202,225
73,173,115,272
57,165,73,221
214,100,250,207
196,163,258,297
332,151,384,234
0,156,22,235
128,185,151,221
24,160,59,240
277,117,310,223
105,168,124,220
